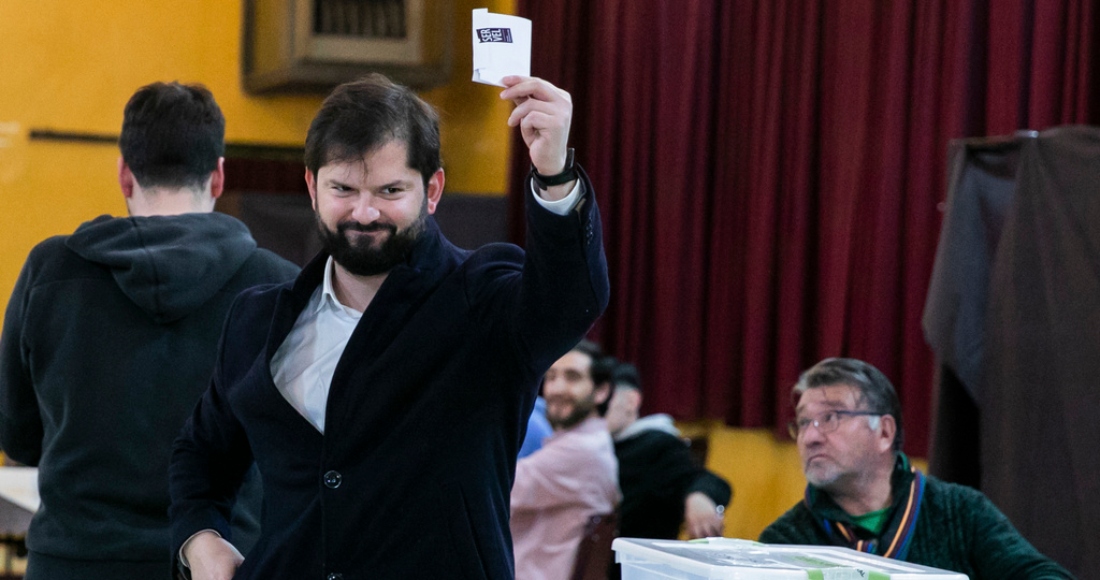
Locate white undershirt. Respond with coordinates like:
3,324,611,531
268,181,583,433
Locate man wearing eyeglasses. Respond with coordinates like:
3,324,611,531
759,358,1072,580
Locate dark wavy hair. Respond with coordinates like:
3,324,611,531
611,362,641,391
304,73,442,190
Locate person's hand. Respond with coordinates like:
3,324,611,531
683,491,725,539
500,76,575,199
183,531,244,580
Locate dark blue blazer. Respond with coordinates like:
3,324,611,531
169,171,608,579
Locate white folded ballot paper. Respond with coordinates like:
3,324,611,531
471,8,532,87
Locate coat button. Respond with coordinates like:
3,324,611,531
323,470,342,489
327,573,344,580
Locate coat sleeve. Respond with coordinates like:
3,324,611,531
468,167,610,375
758,504,812,544
168,299,257,554
640,433,732,509
686,469,733,508
0,254,44,465
960,488,1074,579
652,434,732,507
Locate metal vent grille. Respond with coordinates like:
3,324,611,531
314,0,407,38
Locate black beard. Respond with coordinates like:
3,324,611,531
316,212,426,276
546,396,597,431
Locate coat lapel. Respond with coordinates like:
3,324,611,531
324,219,461,435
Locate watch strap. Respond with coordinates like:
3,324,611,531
531,148,577,189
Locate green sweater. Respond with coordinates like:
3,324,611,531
760,472,1073,579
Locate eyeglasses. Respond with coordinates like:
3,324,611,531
787,410,882,439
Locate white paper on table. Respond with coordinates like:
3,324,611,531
472,8,532,87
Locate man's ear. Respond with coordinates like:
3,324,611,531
305,169,319,210
631,389,643,411
209,157,225,199
877,414,898,453
118,157,136,199
594,381,612,406
425,168,445,214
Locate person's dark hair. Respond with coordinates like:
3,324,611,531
304,73,442,190
119,82,225,190
571,339,616,416
611,362,641,391
793,357,905,451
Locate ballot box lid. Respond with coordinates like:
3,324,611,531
612,537,969,580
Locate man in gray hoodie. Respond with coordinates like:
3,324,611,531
0,81,299,579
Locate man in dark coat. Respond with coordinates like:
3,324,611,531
170,74,609,580
0,82,299,579
605,363,732,543
759,358,1072,580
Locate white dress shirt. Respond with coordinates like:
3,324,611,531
269,258,361,433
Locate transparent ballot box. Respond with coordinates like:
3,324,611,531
613,537,969,580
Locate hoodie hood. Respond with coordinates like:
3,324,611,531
614,413,681,442
67,213,258,323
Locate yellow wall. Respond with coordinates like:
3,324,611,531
685,424,928,541
0,0,515,320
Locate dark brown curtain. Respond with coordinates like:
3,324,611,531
922,128,1100,575
981,127,1100,576
508,0,1100,458
924,135,1023,489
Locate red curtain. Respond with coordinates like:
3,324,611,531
509,0,1099,456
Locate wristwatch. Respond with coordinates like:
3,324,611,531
531,148,577,190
